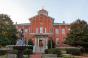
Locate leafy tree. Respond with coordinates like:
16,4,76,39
28,39,34,50
0,14,17,46
48,38,55,49
65,19,88,48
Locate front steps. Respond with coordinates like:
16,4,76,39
30,54,57,58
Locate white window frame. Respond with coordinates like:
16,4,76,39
45,28,47,33
24,29,28,32
36,27,38,33
40,27,43,33
29,28,30,32
55,29,59,34
56,38,59,46
62,29,65,34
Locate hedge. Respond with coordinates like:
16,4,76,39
13,48,33,55
45,48,62,57
66,47,82,55
0,50,7,56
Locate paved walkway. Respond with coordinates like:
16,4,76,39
73,56,88,58
29,53,88,58
30,53,42,58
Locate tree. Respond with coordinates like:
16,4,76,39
28,39,34,50
0,14,17,46
65,19,88,48
48,38,55,49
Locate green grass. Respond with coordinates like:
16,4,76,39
0,55,7,58
0,55,29,58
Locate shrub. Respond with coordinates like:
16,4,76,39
28,39,34,50
53,48,62,57
45,49,48,54
13,48,33,55
62,54,73,58
13,49,18,54
24,48,33,55
0,50,7,55
47,39,55,49
82,48,88,53
45,48,62,57
66,47,82,56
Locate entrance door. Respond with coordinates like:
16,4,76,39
35,37,48,53
39,40,43,48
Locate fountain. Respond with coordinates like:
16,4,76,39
7,29,30,58
14,29,29,58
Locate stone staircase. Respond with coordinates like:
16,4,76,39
34,46,45,53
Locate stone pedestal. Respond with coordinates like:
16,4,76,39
8,54,16,58
7,45,29,58
17,49,24,58
13,46,26,58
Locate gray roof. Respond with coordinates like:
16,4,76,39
15,23,69,26
53,23,70,26
16,23,30,26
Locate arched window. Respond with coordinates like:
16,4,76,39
40,27,43,33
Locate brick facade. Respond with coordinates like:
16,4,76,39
16,9,70,48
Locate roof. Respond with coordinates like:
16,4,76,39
16,23,30,26
29,14,54,22
15,22,70,26
53,23,70,26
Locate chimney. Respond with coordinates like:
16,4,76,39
63,21,65,24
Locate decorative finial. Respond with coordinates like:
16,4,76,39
38,6,48,16
42,5,44,10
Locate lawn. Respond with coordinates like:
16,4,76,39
0,55,7,58
0,55,28,58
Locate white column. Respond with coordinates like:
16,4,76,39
45,37,48,49
35,38,36,47
34,38,36,52
38,37,39,47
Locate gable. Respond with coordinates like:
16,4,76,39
29,14,54,23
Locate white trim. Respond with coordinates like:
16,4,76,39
56,38,59,46
55,29,59,34
40,27,43,33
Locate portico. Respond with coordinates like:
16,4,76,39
34,35,48,53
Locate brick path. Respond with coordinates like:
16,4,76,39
30,53,42,58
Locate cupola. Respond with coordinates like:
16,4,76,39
38,9,48,16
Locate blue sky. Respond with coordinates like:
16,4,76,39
0,0,88,24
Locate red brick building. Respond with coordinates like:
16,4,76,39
16,9,70,53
